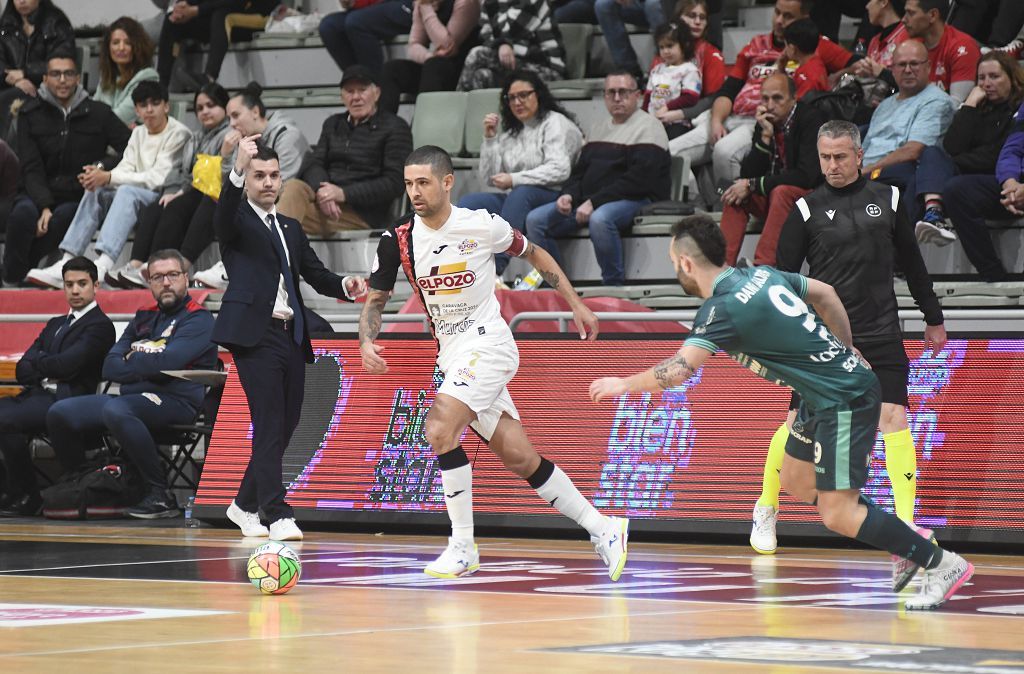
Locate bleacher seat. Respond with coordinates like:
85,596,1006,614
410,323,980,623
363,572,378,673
411,91,467,156
463,88,501,158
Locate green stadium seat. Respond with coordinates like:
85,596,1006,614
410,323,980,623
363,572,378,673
411,91,467,156
463,88,501,157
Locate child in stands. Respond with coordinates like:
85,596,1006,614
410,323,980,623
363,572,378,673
781,18,829,98
644,23,702,140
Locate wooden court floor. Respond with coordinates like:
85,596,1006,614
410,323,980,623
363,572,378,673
1,521,1023,673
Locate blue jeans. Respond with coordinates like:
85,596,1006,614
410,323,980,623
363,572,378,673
915,145,959,199
555,0,597,24
944,174,1016,281
60,185,159,259
594,0,664,71
319,0,414,73
526,198,647,285
458,186,560,274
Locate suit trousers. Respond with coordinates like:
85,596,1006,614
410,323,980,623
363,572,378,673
231,323,306,522
0,389,55,496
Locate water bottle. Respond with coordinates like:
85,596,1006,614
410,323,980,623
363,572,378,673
513,269,543,291
184,495,199,528
854,39,867,57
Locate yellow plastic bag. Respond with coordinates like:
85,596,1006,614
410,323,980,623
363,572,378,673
192,153,223,200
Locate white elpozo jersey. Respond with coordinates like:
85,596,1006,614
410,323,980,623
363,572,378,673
369,206,528,368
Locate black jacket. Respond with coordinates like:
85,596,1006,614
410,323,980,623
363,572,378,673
16,305,116,400
739,102,826,196
0,5,74,87
300,109,412,229
942,98,1021,175
17,91,131,209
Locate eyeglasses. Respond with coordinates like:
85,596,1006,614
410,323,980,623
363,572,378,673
505,90,535,103
893,60,928,70
47,69,78,80
604,88,638,99
148,271,186,284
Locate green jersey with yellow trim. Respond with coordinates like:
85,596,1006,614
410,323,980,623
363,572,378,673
684,266,877,409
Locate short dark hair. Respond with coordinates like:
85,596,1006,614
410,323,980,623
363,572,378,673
405,145,453,178
146,249,191,274
913,0,950,18
783,18,819,55
194,81,229,111
254,142,279,163
670,215,726,267
605,68,639,89
62,256,98,282
131,80,169,106
47,50,79,70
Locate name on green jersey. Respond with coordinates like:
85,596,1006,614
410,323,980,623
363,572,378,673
733,268,771,304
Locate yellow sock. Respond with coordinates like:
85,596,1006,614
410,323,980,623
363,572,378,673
883,428,917,523
757,423,788,508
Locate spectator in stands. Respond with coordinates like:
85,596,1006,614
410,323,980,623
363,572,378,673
276,66,411,236
457,0,566,90
862,41,957,200
0,138,18,230
950,0,1024,57
781,18,828,98
643,23,702,140
0,0,74,137
25,81,190,289
109,82,233,289
718,72,824,266
457,71,584,277
95,17,160,126
157,0,277,91
193,83,310,289
5,54,131,287
893,0,980,102
378,0,480,114
526,70,670,286
854,0,907,72
319,0,414,75
669,0,855,207
47,249,218,519
0,257,115,518
912,53,1023,246
595,0,664,78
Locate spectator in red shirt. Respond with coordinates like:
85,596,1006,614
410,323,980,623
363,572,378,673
899,0,980,102
782,18,828,98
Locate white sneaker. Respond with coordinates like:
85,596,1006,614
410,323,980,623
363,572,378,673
25,258,67,289
591,516,629,581
424,537,480,578
108,262,146,289
904,551,974,610
750,504,778,554
269,517,303,541
226,500,268,537
93,259,112,289
194,260,228,289
892,525,935,592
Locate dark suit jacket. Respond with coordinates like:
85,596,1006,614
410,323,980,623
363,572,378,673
15,305,116,400
212,176,352,362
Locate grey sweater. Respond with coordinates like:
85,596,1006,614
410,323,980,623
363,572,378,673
477,111,583,190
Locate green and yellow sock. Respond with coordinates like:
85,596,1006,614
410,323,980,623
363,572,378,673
883,428,917,523
757,423,789,508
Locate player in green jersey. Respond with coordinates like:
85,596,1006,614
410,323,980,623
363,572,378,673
589,215,973,610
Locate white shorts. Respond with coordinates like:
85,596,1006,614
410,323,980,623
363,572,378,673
436,339,520,441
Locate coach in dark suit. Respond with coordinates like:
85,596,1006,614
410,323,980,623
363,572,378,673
214,135,366,541
0,257,115,517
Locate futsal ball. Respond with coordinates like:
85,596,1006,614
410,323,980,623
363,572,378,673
247,542,301,595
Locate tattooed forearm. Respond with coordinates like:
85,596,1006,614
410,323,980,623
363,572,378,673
524,242,536,257
652,355,695,390
538,269,561,290
359,290,389,343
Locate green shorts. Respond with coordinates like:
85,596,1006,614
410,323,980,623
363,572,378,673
785,381,882,491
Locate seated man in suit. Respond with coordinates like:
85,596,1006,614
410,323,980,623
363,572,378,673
0,257,116,517
46,249,218,519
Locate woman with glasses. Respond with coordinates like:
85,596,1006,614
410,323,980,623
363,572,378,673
456,71,583,280
94,17,160,126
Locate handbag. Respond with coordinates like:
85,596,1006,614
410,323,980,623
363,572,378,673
192,153,223,200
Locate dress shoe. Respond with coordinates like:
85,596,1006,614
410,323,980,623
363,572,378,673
0,492,14,509
0,493,43,517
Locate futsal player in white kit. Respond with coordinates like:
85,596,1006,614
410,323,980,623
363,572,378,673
359,146,629,580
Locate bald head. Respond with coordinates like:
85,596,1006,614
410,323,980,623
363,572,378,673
892,40,930,97
894,40,928,63
759,72,797,126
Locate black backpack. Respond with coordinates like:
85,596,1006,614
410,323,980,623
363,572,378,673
41,459,146,520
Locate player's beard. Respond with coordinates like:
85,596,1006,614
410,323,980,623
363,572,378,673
675,263,700,297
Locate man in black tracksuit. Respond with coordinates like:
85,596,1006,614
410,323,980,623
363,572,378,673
750,120,946,595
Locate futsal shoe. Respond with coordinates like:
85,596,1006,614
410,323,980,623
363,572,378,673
226,501,269,537
892,526,936,592
269,517,303,541
592,517,629,581
750,504,778,554
904,551,974,610
424,537,480,578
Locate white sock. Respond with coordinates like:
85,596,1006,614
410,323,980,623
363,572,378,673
96,253,116,271
534,464,607,537
440,463,474,542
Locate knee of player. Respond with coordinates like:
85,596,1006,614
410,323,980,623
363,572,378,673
424,418,459,452
816,498,857,536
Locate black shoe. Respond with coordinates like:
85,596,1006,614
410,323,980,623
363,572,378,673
0,493,43,517
0,491,14,509
127,490,180,519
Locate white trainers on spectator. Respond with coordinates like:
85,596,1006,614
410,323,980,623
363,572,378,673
592,516,629,581
892,525,936,592
108,263,146,289
904,551,974,610
750,504,779,554
424,537,480,578
269,517,303,541
25,258,66,289
226,501,268,537
194,260,229,289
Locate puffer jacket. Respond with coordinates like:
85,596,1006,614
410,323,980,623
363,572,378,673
0,4,74,87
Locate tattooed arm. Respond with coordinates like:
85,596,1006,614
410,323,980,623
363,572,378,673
359,289,391,373
589,345,711,402
521,240,599,341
